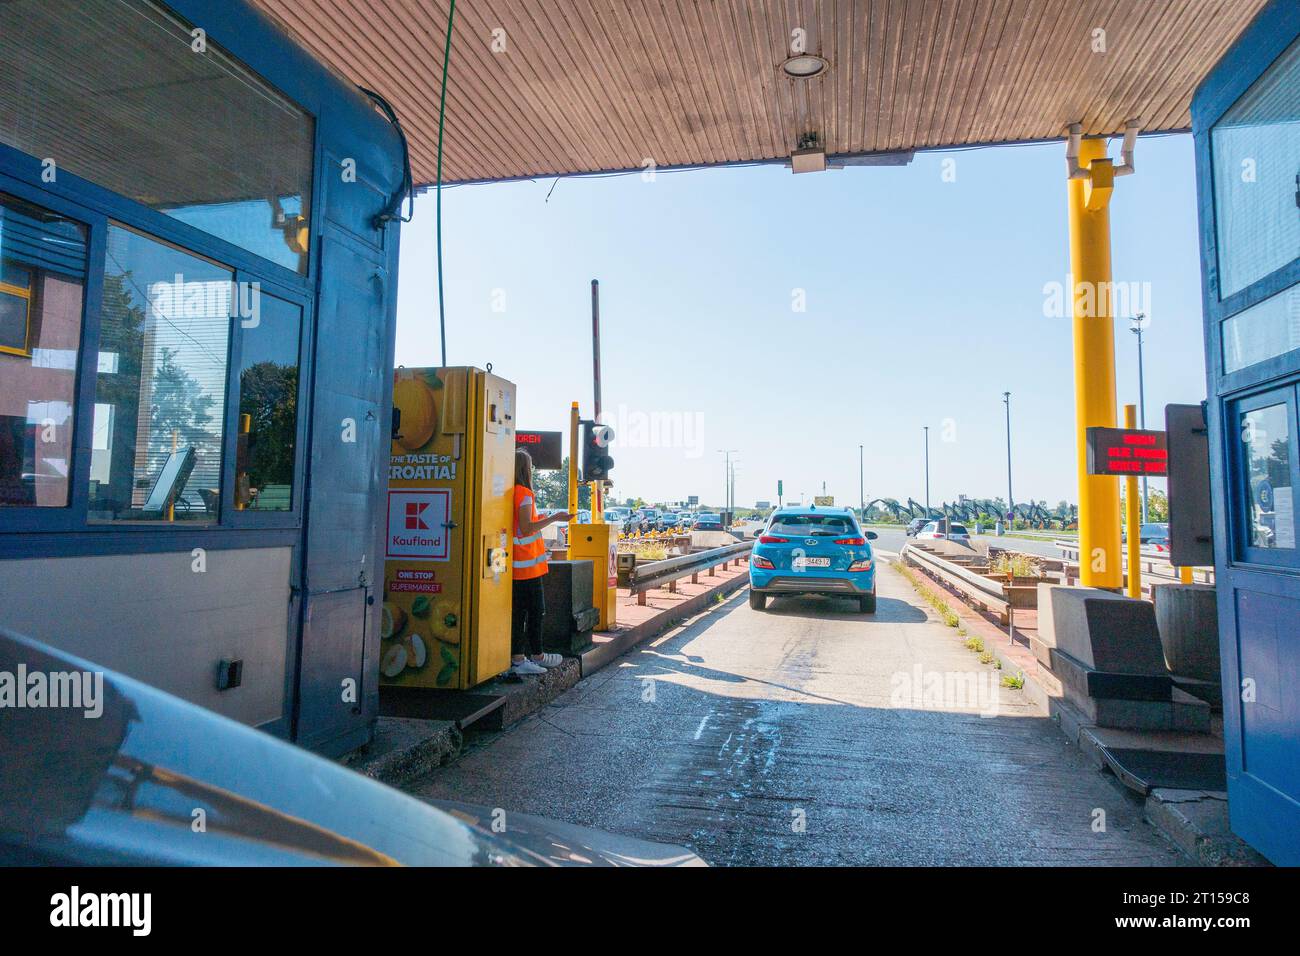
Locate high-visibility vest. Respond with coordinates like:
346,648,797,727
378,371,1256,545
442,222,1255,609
512,485,549,580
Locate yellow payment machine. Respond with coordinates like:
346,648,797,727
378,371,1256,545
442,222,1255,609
381,367,516,689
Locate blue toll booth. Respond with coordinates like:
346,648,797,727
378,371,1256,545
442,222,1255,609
0,0,406,754
1192,0,1300,864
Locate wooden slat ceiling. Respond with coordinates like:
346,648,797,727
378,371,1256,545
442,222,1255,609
251,0,1268,185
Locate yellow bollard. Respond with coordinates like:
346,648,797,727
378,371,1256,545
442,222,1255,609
1068,137,1123,589
1124,404,1141,599
1179,565,1193,584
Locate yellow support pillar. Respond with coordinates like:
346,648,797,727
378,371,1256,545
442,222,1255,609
1068,137,1123,589
1124,404,1141,599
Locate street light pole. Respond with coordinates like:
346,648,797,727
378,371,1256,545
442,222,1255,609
859,444,864,518
718,448,737,524
1131,314,1149,524
923,426,931,516
1003,391,1014,525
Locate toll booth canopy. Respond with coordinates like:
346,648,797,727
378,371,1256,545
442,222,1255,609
0,0,406,754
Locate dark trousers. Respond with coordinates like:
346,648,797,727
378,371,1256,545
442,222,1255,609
511,575,546,657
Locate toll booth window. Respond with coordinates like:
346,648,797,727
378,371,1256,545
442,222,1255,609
0,194,87,508
1222,285,1300,373
0,0,314,275
1240,403,1294,550
235,294,301,512
89,225,231,523
1210,35,1300,299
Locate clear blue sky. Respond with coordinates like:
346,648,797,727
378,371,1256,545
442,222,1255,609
395,134,1206,510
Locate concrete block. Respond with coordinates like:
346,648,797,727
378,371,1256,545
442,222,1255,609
1049,648,1172,702
1151,582,1220,683
1171,687,1212,733
1050,587,1165,673
1034,583,1063,666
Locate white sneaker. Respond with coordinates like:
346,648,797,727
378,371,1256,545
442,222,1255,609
510,659,546,676
531,653,563,669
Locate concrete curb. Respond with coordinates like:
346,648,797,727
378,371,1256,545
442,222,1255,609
343,716,464,786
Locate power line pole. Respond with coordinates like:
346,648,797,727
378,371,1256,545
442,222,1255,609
859,444,865,518
1131,314,1149,524
1003,391,1014,524
923,426,931,516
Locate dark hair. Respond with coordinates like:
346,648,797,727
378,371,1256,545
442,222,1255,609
515,449,533,490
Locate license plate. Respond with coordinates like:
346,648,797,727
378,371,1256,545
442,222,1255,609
793,556,831,568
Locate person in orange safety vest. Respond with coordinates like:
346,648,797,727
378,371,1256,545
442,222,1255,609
510,449,569,676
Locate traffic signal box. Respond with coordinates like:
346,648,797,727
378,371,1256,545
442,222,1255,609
382,367,516,690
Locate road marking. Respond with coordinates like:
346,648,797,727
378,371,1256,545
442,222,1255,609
693,711,712,740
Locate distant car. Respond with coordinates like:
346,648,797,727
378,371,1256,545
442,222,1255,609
604,508,631,529
749,507,878,613
694,512,724,531
1140,522,1170,550
916,521,971,543
905,517,932,536
678,513,695,528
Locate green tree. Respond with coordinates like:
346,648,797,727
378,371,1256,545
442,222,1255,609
531,456,590,511
240,361,298,485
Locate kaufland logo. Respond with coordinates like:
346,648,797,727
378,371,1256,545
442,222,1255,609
405,501,430,530
387,491,450,560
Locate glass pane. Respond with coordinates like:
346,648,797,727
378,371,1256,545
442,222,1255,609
90,225,231,522
0,0,313,274
236,294,301,512
1211,35,1300,298
0,193,87,507
1240,403,1294,550
1222,284,1300,372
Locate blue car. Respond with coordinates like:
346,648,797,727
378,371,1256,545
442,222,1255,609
748,506,878,613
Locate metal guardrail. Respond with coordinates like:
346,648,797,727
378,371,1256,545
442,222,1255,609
902,544,1011,617
1053,541,1214,587
628,540,753,603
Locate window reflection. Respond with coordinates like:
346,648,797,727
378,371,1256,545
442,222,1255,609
90,225,231,522
0,194,87,508
236,294,301,512
1241,403,1294,550
1211,35,1300,298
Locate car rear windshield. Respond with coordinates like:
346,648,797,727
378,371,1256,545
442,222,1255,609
769,514,858,536
697,513,720,521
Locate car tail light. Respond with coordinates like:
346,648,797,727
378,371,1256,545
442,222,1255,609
759,535,788,544
848,559,873,572
751,555,775,569
834,537,865,545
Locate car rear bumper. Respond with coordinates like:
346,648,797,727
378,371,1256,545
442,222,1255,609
749,569,874,595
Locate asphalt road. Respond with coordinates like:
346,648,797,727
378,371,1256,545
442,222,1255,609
409,562,1181,865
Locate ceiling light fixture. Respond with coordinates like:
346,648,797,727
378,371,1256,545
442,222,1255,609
780,54,828,79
